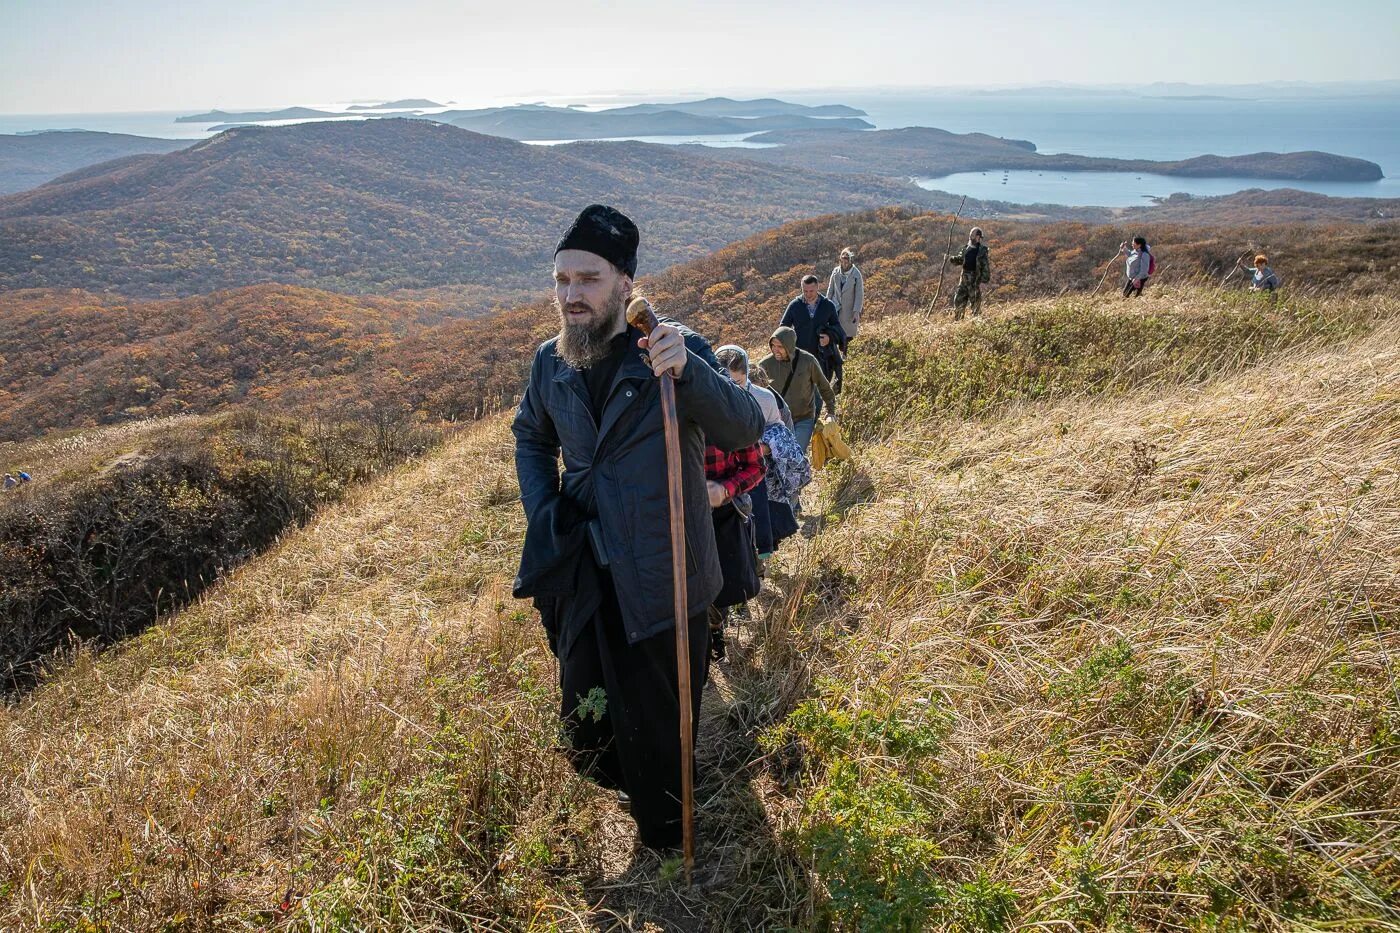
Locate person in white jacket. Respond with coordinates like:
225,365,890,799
1120,236,1152,297
825,248,864,348
715,345,787,428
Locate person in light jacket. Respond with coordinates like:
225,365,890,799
1121,236,1152,297
1250,254,1281,293
826,248,864,347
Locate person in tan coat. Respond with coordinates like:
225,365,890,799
825,247,864,347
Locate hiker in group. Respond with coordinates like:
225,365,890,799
825,248,864,350
781,275,845,421
1121,236,1153,297
759,325,837,456
947,227,990,319
716,346,789,567
781,275,846,364
716,346,784,429
761,413,812,550
749,365,795,431
512,204,764,851
17,471,31,484
703,439,765,661
1250,254,1282,294
2,473,16,491
815,326,844,397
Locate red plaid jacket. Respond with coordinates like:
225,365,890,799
704,443,765,502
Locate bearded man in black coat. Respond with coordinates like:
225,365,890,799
511,204,763,849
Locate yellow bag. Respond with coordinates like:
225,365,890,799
810,426,830,471
821,421,852,462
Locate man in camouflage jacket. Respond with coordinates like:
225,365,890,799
947,226,991,320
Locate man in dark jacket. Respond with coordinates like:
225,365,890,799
780,275,844,421
781,274,846,361
512,204,764,850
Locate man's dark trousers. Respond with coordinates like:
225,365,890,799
559,570,710,849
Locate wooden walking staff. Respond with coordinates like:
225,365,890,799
624,295,696,882
924,195,966,317
1090,250,1121,297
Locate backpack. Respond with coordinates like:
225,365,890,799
1145,248,1157,277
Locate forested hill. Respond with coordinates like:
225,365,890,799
0,119,936,299
4,207,1395,442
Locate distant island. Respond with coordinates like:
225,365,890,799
438,106,873,140
346,98,444,110
700,126,1385,183
175,107,339,123
972,86,1128,98
602,97,867,118
1155,94,1250,101
174,96,870,140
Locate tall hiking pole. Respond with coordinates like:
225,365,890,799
925,196,966,317
1090,247,1123,297
625,296,696,883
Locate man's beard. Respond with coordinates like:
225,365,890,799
556,281,627,370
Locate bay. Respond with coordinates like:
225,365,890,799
3,91,1397,206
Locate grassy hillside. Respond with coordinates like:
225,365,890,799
1,285,1394,929
0,284,494,442
4,209,1397,444
0,411,441,686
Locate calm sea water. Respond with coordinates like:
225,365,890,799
3,92,1397,206
800,90,1400,205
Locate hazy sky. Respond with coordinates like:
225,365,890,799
3,0,1399,113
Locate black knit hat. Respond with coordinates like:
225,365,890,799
554,204,639,277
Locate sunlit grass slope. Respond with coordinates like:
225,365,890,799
1,286,1395,931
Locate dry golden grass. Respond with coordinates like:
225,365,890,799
0,287,1395,930
0,418,593,929
766,310,1399,929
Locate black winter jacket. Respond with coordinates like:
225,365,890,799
780,295,846,360
512,324,764,648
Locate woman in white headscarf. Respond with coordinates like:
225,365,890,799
716,345,787,428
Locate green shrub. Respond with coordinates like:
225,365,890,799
768,692,960,929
